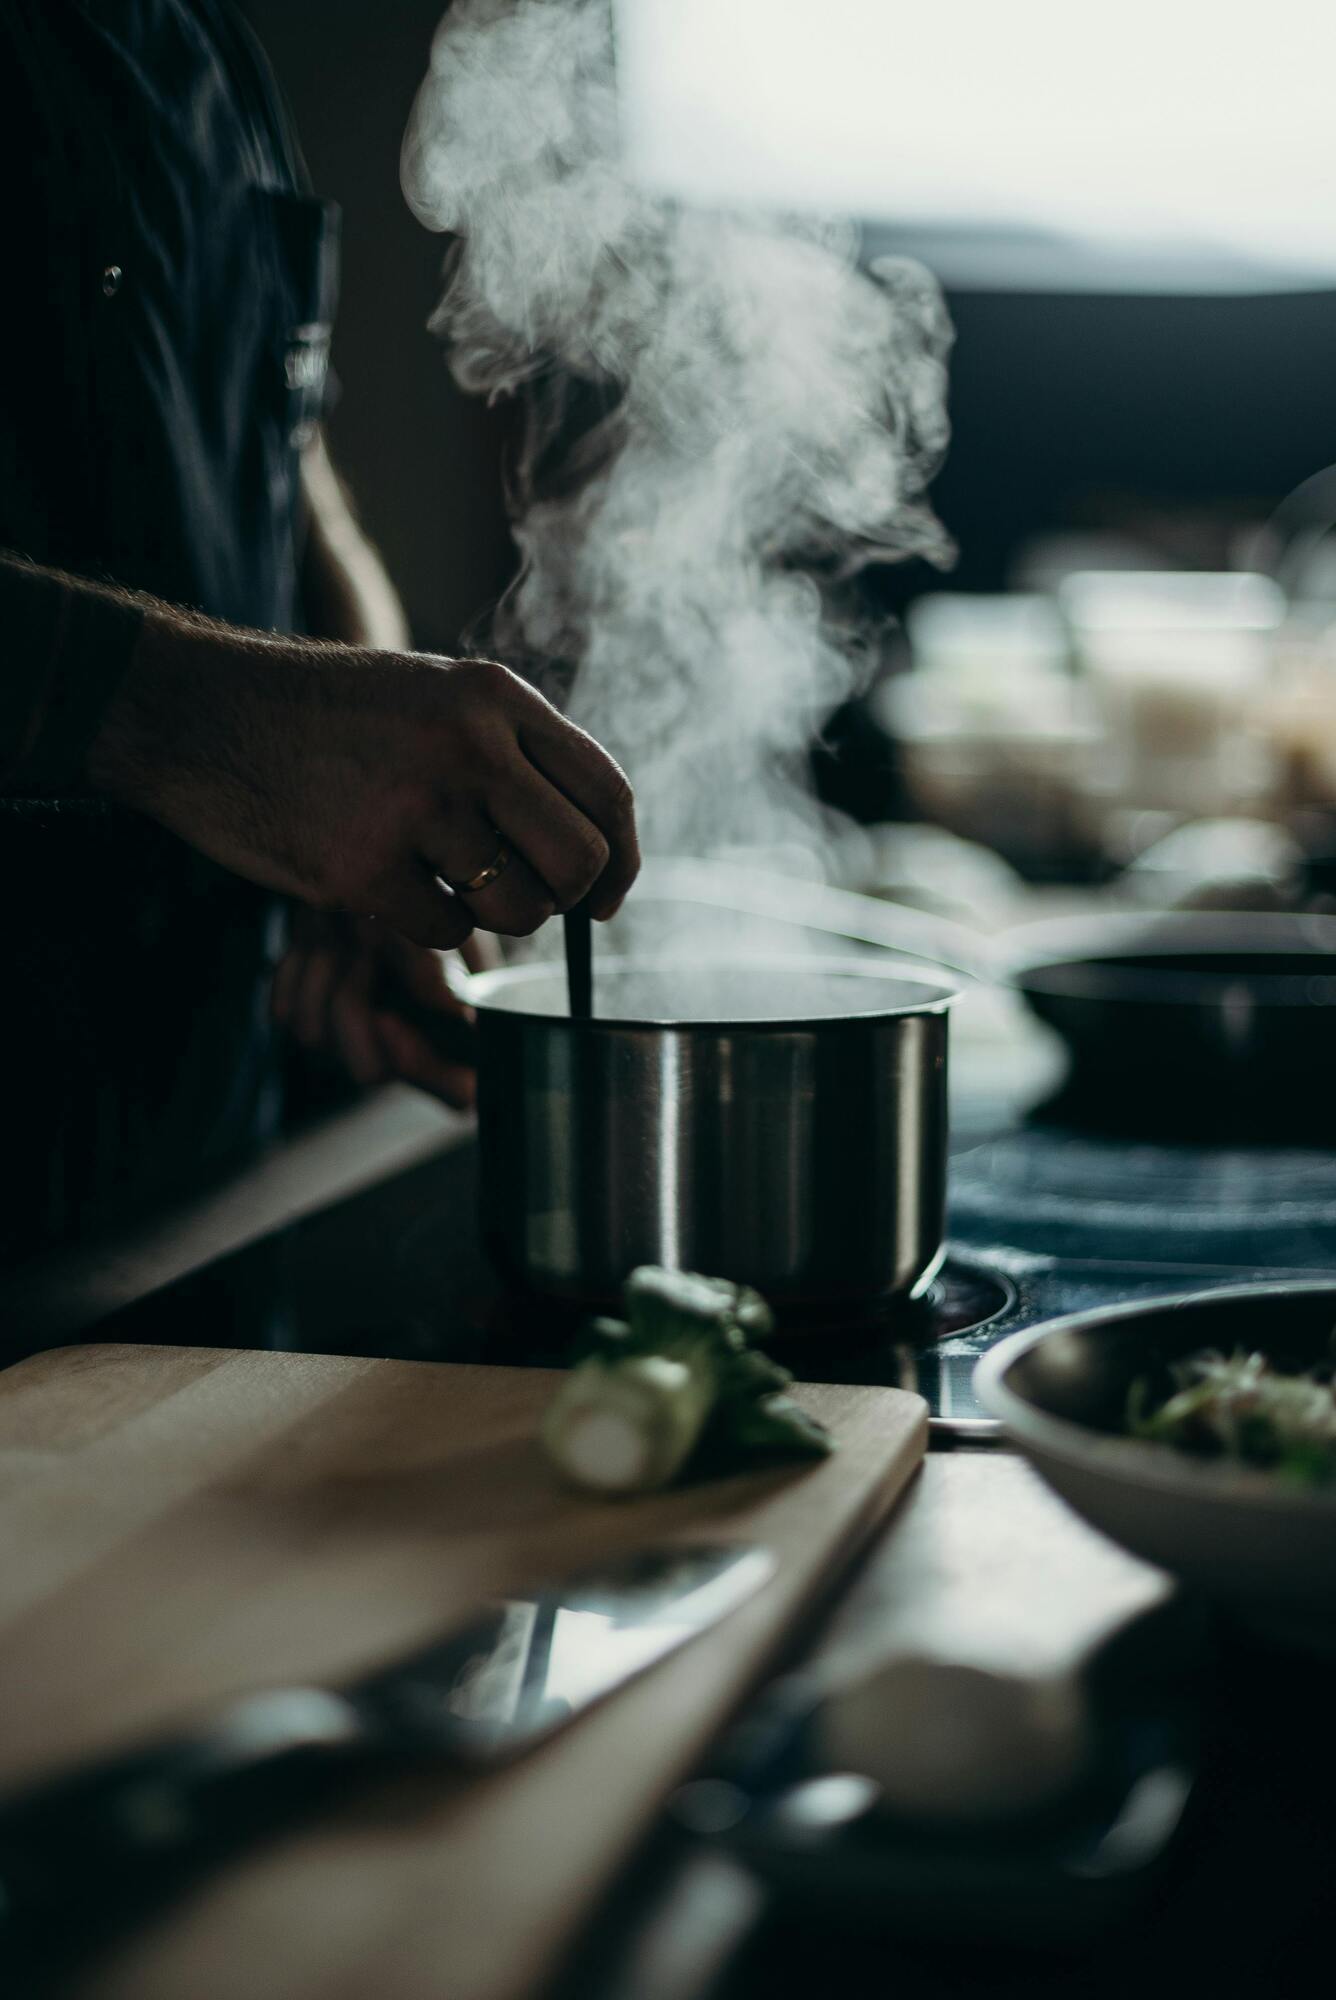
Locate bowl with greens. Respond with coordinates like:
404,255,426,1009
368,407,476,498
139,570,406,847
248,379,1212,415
975,1282,1336,1652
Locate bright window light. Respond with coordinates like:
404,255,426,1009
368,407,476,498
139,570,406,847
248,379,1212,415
614,0,1336,276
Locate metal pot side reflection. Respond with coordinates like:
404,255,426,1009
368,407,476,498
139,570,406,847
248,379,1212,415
471,960,954,1317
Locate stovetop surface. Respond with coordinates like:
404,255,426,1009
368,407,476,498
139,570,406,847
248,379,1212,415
926,1115,1336,1425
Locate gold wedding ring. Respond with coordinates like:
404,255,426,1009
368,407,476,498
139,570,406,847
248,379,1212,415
449,842,513,896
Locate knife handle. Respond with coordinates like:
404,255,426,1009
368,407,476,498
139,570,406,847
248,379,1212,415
0,1689,369,1969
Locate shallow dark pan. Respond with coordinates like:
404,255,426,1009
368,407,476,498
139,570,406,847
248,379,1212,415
977,1282,1336,1652
1003,912,1336,1140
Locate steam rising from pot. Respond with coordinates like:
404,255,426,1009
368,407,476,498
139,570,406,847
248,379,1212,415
403,0,954,861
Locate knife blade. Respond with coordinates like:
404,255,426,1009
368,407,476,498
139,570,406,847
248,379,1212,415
354,1539,775,1761
0,1542,773,1981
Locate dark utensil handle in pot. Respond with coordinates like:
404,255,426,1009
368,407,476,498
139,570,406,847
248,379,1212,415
565,904,593,1018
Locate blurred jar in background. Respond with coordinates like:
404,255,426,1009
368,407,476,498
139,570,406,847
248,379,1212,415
1266,614,1336,813
1059,572,1284,830
879,593,1102,878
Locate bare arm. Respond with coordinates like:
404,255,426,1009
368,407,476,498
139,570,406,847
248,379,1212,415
89,603,637,945
0,427,408,792
0,552,638,944
299,430,411,652
0,553,145,796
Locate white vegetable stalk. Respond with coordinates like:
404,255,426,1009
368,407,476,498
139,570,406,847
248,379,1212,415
542,1354,715,1497
539,1265,832,1498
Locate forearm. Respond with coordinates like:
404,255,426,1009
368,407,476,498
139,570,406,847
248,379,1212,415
85,602,357,897
1,439,406,794
1,546,638,952
85,606,250,823
300,431,410,652
0,552,148,796
0,551,313,827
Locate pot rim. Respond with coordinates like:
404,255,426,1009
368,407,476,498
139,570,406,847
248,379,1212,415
467,955,959,1031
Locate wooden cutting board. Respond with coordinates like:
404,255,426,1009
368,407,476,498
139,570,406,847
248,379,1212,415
0,1343,925,2000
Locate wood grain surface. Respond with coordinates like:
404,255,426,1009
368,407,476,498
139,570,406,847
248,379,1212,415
0,1344,926,2000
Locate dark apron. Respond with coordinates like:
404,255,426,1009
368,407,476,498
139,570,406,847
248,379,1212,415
0,0,339,1259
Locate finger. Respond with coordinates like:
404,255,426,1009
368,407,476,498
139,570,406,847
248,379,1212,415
372,861,477,953
328,956,390,1088
376,1010,477,1110
292,947,341,1052
487,767,610,914
460,930,501,973
518,716,639,919
418,809,555,939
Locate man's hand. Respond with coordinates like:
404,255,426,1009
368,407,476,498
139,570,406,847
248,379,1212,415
272,910,493,1109
87,613,639,949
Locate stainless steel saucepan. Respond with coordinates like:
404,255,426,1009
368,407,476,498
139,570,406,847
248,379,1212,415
468,958,956,1320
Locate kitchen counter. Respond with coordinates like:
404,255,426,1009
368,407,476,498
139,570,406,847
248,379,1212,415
572,1456,1336,2000
561,1452,1173,2000
2,1092,1333,1997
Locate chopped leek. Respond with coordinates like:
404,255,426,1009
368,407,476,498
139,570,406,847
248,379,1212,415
1129,1347,1336,1486
542,1266,832,1497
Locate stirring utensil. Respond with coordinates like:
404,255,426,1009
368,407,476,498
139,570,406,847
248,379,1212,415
565,904,593,1018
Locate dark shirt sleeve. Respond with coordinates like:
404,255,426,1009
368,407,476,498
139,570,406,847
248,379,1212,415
0,554,144,796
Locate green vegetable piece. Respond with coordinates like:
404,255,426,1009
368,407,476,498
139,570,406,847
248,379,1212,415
541,1266,835,1498
1128,1343,1336,1486
729,1284,776,1343
705,1391,833,1465
711,1343,788,1398
574,1316,633,1363
542,1351,714,1497
623,1267,742,1351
